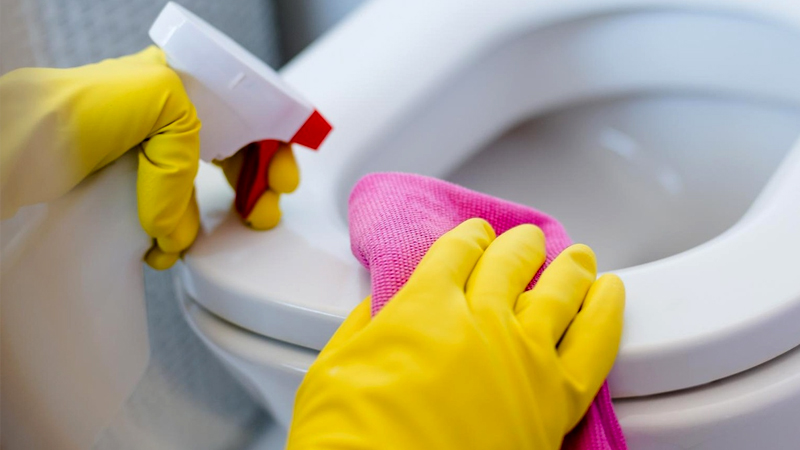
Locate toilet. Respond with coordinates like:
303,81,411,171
177,0,800,447
4,0,799,449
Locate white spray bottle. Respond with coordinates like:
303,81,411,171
149,2,332,218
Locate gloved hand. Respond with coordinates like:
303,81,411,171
287,218,625,450
0,46,300,268
215,143,299,229
0,46,199,269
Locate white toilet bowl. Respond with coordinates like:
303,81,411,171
177,0,800,447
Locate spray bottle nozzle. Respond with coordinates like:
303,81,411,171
150,2,333,220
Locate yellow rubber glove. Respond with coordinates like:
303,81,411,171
215,142,300,229
287,218,625,450
0,46,201,269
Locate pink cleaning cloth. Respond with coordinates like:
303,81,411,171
348,172,627,450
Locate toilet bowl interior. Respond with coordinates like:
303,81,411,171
447,94,800,271
332,11,800,271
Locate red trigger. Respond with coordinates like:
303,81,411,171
235,140,281,218
234,110,332,219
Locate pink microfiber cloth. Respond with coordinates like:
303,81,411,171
348,172,626,450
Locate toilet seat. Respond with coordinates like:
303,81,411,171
181,285,800,447
181,0,800,398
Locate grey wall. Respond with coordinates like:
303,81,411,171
274,0,367,61
1,0,283,73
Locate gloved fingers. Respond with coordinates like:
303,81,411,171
268,144,300,194
407,218,495,297
144,246,181,270
137,131,199,239
557,274,625,422
320,297,372,354
154,190,200,254
216,144,296,229
136,66,201,239
465,224,546,314
515,244,597,344
244,190,281,230
217,144,298,193
143,192,199,270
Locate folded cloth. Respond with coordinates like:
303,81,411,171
348,172,626,450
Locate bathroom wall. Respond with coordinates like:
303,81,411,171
0,0,369,75
0,0,41,75
0,0,283,73
274,0,368,61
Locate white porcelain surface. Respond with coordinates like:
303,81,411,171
446,94,800,272
615,342,800,450
179,293,313,431
182,0,800,397
183,294,800,449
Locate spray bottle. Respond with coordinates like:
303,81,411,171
149,2,332,218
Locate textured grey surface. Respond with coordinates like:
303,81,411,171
14,0,283,69
0,0,43,74
274,0,366,60
93,266,270,450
